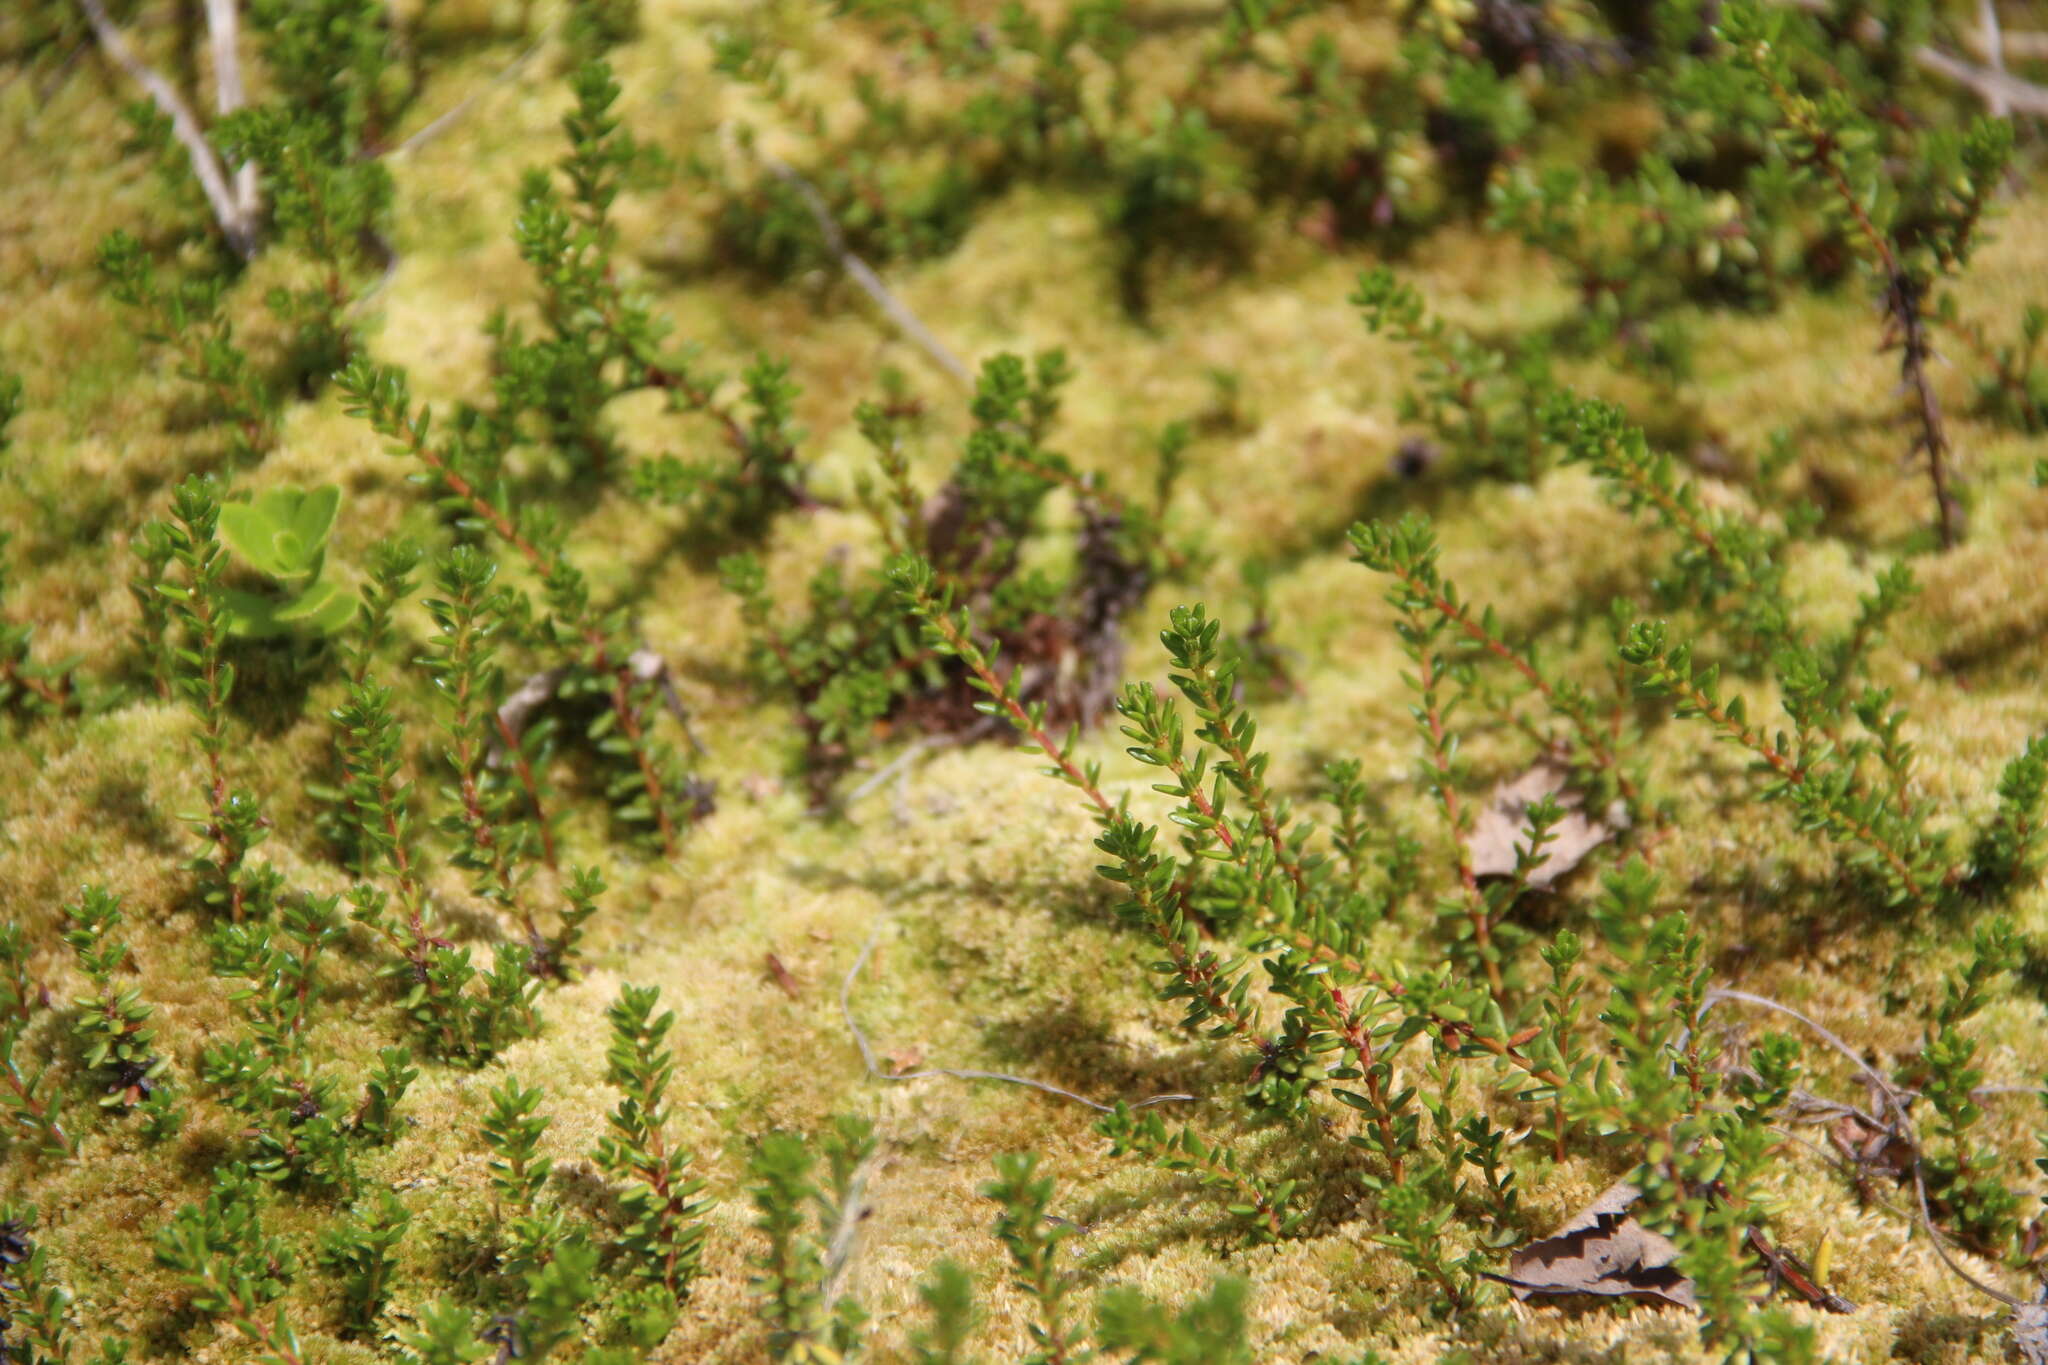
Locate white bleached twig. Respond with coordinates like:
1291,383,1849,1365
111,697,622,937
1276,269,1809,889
202,0,259,223
77,0,259,256
725,126,972,387
1775,0,2048,115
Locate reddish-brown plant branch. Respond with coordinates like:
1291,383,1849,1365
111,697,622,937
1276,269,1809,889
387,409,678,853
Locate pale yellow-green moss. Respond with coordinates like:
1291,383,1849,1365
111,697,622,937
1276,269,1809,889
4,3,2048,1362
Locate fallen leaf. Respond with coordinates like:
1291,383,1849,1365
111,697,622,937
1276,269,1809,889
882,1046,926,1076
764,953,802,1000
1828,1110,1916,1187
1485,1180,1696,1310
1465,758,1626,889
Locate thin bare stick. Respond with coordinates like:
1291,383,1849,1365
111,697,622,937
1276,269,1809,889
77,0,258,256
202,0,259,225
741,135,973,387
1979,0,2010,116
820,1146,879,1303
1703,988,1911,1125
1775,0,2048,114
839,923,1196,1113
1971,27,2048,58
1911,1165,2024,1306
840,735,953,809
1914,43,2048,115
389,32,549,158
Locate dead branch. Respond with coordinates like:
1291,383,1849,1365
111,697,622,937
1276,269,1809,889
839,922,1197,1113
731,129,973,387
77,0,259,256
202,0,259,226
1887,272,1963,549
1969,27,2048,59
1912,42,2048,116
1977,0,2009,117
390,31,549,159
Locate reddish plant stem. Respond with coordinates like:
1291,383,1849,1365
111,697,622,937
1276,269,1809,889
1,657,70,710
492,712,559,871
1413,639,1501,999
1662,670,1932,904
1,1059,74,1157
388,411,678,853
1393,569,1640,810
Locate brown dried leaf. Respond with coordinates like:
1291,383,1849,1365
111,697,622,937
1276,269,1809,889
882,1045,926,1076
1828,1110,1916,1183
764,952,803,1000
1464,758,1626,889
1486,1180,1697,1310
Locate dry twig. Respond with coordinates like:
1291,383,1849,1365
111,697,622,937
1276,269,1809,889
730,129,972,387
77,0,260,255
839,922,1197,1113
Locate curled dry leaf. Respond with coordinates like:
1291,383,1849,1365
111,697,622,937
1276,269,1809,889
1485,1180,1697,1310
881,1045,926,1076
1490,1181,1856,1316
1465,757,1627,888
1829,1109,1917,1190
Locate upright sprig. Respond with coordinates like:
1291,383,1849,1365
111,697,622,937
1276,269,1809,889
213,102,393,383
127,520,178,700
1620,620,1949,909
1968,735,2048,897
909,1262,981,1365
479,1073,582,1288
747,1118,874,1362
154,1167,306,1365
593,985,711,1304
61,887,168,1114
337,358,699,852
985,1154,1088,1365
483,1076,553,1218
1545,393,1795,667
1565,859,1815,1364
1916,917,2028,1257
344,536,423,685
1726,3,2016,548
1352,267,1552,481
1096,1106,1298,1242
1353,513,1641,816
1357,522,1499,994
208,893,345,1064
332,681,537,1062
161,475,278,923
1093,1276,1254,1365
318,1190,411,1336
199,1038,366,1192
0,532,81,726
96,233,276,462
421,549,540,935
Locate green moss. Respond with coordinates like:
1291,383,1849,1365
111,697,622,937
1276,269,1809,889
4,1,2048,1361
